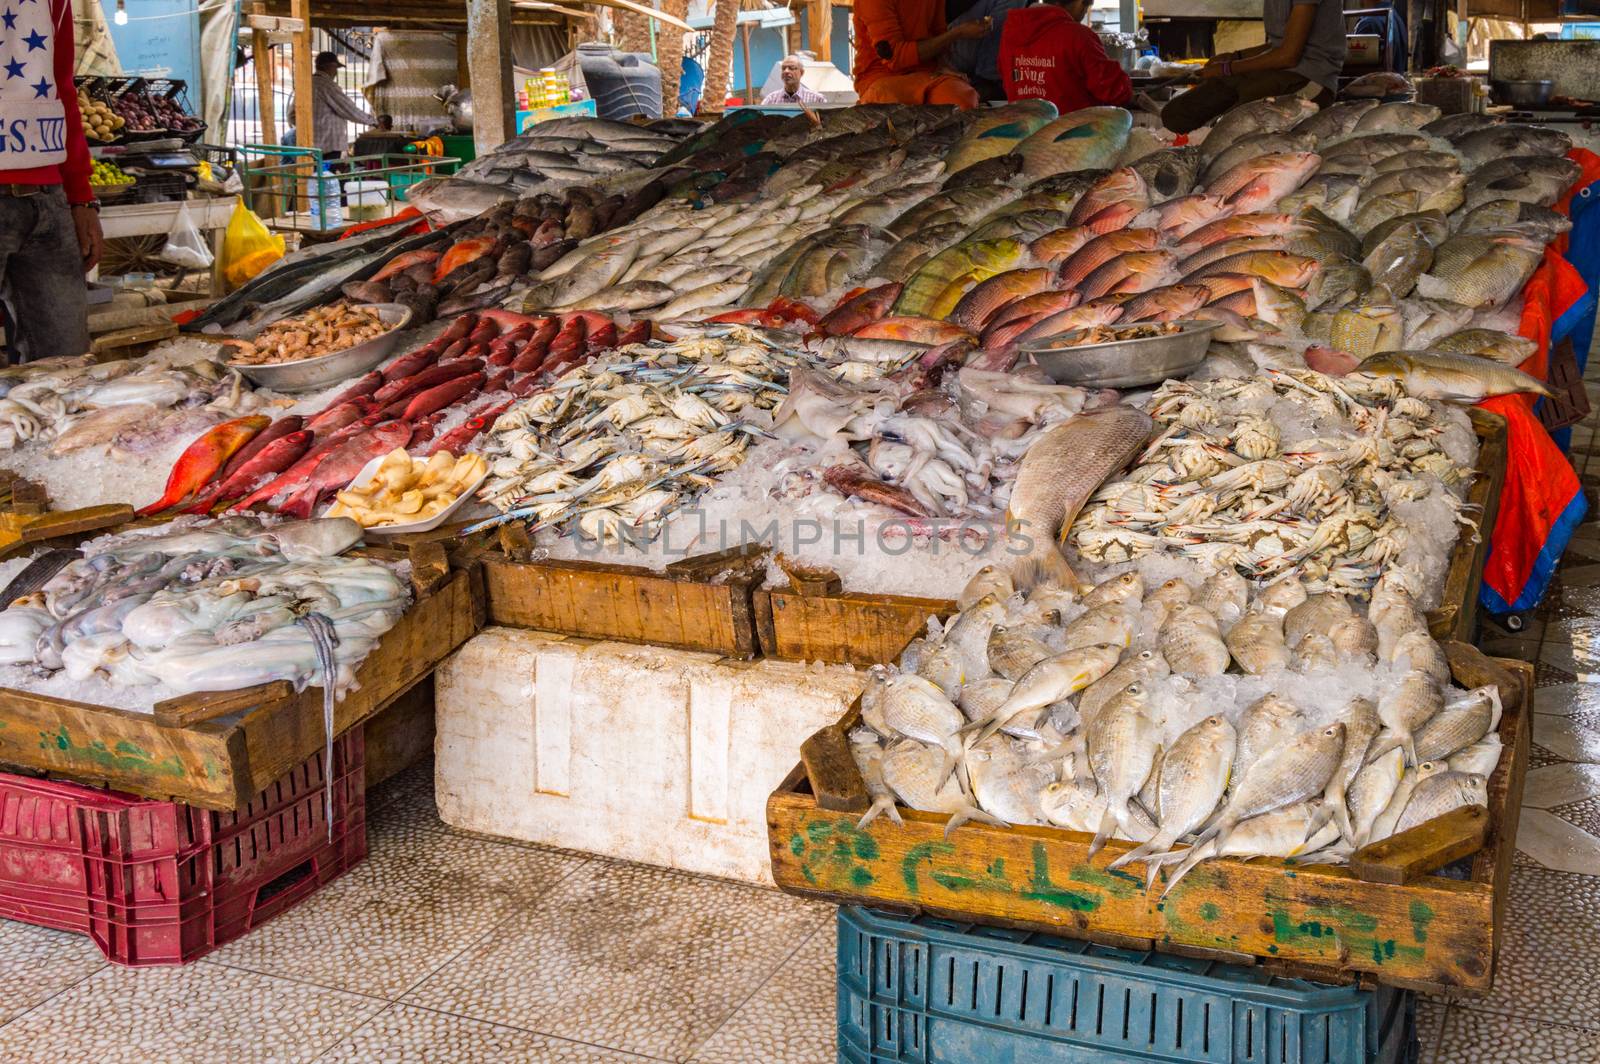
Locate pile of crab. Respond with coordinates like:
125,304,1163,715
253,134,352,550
468,328,790,544
1068,370,1480,604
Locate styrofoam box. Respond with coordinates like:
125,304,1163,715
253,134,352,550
434,627,865,885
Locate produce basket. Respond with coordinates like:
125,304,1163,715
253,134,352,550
767,643,1531,994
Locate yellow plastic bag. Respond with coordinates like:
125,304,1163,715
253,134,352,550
221,201,285,291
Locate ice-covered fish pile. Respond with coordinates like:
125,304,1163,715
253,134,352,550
0,350,266,457
1070,370,1480,601
849,565,1502,895
468,327,791,543
404,116,690,224
0,516,407,704
772,340,1116,522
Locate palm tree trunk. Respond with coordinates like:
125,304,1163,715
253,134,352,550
656,0,690,118
700,0,740,114
616,10,652,55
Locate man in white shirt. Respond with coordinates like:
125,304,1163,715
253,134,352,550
761,55,827,105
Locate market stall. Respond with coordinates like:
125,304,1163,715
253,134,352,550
1,66,1590,1063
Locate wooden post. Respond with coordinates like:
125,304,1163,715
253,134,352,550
740,23,753,97
467,0,516,153
456,30,470,90
809,0,829,63
250,24,280,217
290,0,314,147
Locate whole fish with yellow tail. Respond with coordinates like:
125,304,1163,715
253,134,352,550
1355,351,1553,401
1010,107,1133,180
1006,406,1153,589
1414,232,1545,309
893,239,1028,319
138,415,270,516
1181,250,1319,288
1330,303,1404,359
851,317,974,345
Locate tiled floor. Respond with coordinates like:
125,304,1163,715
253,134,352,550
0,763,837,1064
8,395,1600,1062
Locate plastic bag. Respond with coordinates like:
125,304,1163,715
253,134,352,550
220,200,285,290
158,199,214,270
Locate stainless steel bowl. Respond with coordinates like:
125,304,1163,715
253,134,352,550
1491,79,1554,109
227,303,413,393
1020,319,1221,388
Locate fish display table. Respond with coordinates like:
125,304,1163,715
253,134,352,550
767,642,1531,994
0,549,481,810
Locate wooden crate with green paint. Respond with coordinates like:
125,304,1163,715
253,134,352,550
766,642,1530,994
0,566,483,812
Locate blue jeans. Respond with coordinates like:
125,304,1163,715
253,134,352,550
0,185,89,363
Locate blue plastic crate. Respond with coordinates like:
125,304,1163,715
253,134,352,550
838,907,1415,1064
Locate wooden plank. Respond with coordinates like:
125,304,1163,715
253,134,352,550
1429,409,1506,642
763,585,952,666
153,680,295,728
766,651,1530,993
0,689,248,808
409,540,451,599
290,0,313,170
767,789,1497,989
1349,805,1490,885
362,676,435,789
482,552,764,658
801,719,867,813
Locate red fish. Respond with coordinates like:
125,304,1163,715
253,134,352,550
402,372,484,421
487,346,518,368
426,398,513,457
546,315,587,362
371,249,441,282
814,283,904,337
214,415,303,484
477,308,542,331
409,412,446,446
433,236,497,282
980,312,1051,353
852,316,973,345
509,374,546,397
984,290,1082,335
437,338,469,362
436,313,478,342
484,368,513,392
1305,345,1360,376
584,319,617,355
767,297,819,325
275,421,414,518
324,370,384,409
487,323,535,356
306,400,373,437
467,318,501,344
617,319,651,346
372,358,485,407
704,308,783,326
380,346,438,382
822,465,930,517
185,429,315,513
138,415,269,516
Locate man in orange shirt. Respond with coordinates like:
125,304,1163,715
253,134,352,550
852,0,990,108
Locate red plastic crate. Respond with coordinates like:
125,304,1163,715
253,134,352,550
0,730,366,965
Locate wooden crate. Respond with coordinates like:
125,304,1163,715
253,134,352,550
481,539,768,659
766,642,1531,994
0,563,482,811
363,676,435,790
754,411,1509,667
1428,408,1507,643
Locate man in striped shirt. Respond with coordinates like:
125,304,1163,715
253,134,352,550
761,55,827,105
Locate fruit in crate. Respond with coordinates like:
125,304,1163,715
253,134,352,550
90,159,135,187
77,90,125,142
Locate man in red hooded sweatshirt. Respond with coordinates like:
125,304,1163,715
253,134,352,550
0,0,101,363
999,0,1132,114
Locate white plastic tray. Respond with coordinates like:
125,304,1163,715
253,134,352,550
333,451,488,535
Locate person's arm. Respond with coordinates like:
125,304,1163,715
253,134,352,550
1077,25,1134,104
858,0,989,71
319,78,378,125
51,0,100,269
1202,3,1316,77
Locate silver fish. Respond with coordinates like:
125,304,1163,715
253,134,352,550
1110,714,1237,889
1324,697,1381,842
881,739,1006,836
850,730,904,830
1086,681,1162,855
1347,747,1406,847
1158,604,1230,678
1393,771,1489,835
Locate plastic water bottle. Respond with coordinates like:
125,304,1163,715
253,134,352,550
308,164,343,230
